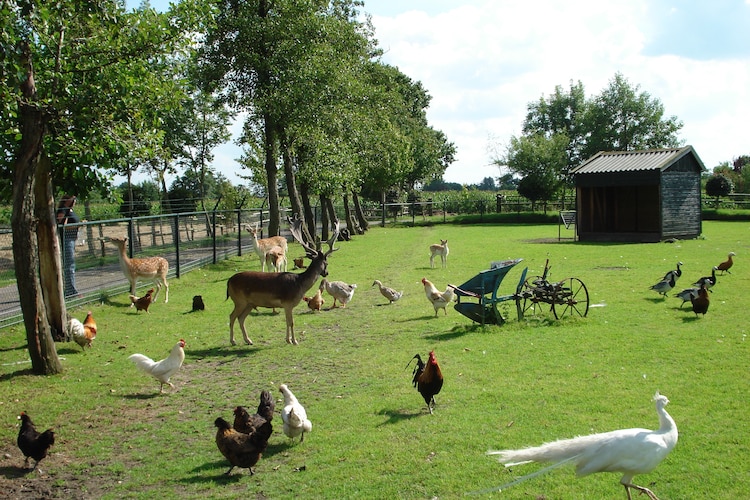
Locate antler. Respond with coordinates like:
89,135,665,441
287,215,317,256
325,221,340,257
287,215,341,258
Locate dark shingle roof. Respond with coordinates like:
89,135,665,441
570,146,703,174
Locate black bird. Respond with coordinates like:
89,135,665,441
17,412,55,473
692,267,718,289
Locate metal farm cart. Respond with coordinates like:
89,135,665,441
517,258,589,319
451,258,589,325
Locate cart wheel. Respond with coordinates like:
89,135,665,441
520,277,544,318
552,278,589,319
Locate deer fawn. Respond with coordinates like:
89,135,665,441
429,239,449,268
264,245,287,272
249,224,288,272
110,237,169,303
227,216,339,346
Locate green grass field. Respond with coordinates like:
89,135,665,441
1,221,748,499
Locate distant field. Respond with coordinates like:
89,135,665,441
1,221,748,498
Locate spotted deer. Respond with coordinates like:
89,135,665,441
110,237,169,303
249,224,288,272
429,239,449,269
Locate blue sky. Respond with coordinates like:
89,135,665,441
126,0,750,185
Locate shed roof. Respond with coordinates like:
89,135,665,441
570,146,704,175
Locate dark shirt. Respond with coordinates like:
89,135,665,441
57,207,80,241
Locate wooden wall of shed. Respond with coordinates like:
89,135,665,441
660,171,702,239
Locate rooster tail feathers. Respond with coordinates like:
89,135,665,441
257,390,275,422
128,353,156,372
279,384,298,406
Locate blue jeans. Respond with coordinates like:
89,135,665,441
61,233,78,297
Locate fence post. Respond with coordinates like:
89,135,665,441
173,214,181,278
443,200,446,223
381,200,385,227
212,210,217,264
236,209,242,256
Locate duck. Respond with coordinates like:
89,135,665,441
649,273,676,297
717,252,735,275
320,278,357,308
691,283,710,316
372,280,403,304
661,261,683,282
674,287,700,308
692,267,718,289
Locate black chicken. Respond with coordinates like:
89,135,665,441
17,412,55,473
408,351,444,414
233,390,275,434
215,391,275,475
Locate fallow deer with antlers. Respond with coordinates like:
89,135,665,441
226,216,339,346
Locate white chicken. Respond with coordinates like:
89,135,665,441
421,277,455,316
320,278,356,308
279,384,312,442
372,279,403,304
128,339,186,393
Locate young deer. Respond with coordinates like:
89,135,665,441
249,224,288,272
429,239,449,269
227,216,339,346
264,245,287,273
110,237,169,303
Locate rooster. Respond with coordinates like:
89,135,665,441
68,311,97,350
303,288,325,312
214,415,273,475
421,277,455,316
233,390,275,434
128,339,186,393
129,288,154,313
279,384,312,442
17,412,55,473
408,351,444,414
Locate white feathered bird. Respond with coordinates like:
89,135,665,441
279,384,312,442
320,278,357,308
128,339,186,393
372,279,403,304
421,277,455,316
485,392,677,500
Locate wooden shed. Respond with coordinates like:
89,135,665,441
569,146,704,242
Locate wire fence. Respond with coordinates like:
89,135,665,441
0,207,292,329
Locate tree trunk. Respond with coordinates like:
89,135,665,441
13,41,63,375
36,153,66,342
324,196,337,228
351,190,368,233
264,114,280,236
300,181,318,246
281,141,313,245
342,192,356,236
319,194,329,242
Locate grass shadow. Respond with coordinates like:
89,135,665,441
375,408,421,426
188,345,261,360
179,460,246,485
424,324,481,341
122,393,162,400
0,465,30,479
0,367,34,382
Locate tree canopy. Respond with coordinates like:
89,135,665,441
494,73,684,204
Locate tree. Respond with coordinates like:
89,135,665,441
583,73,683,159
1,1,199,374
500,133,568,206
705,174,733,208
476,177,497,191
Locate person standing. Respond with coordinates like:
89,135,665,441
56,195,80,297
